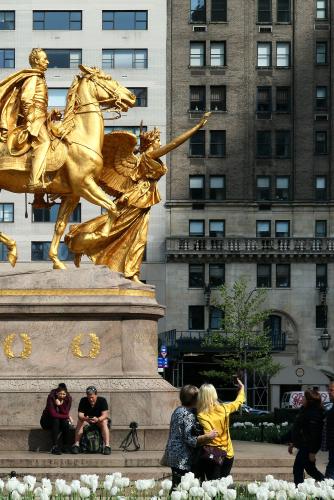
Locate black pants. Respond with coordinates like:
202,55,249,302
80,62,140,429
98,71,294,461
201,456,234,480
40,415,71,447
293,448,325,485
171,467,187,489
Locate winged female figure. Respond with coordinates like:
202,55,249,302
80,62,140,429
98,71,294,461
65,112,210,282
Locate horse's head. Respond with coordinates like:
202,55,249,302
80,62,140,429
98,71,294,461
79,65,136,115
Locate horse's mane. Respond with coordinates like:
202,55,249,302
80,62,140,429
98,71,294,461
62,75,80,134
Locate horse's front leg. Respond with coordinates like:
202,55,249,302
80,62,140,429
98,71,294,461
0,232,17,267
49,196,80,270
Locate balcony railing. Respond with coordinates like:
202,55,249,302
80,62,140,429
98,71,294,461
159,329,286,356
166,237,334,260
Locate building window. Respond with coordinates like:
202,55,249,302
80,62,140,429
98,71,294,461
0,243,8,261
277,0,291,22
128,88,147,107
316,42,328,64
256,176,271,201
276,130,291,158
210,86,226,111
257,87,272,116
257,42,272,68
31,242,73,261
190,0,206,22
257,264,272,288
0,11,15,30
209,306,223,329
315,176,327,201
258,0,272,22
276,264,290,288
189,306,205,330
190,86,206,111
257,221,271,237
276,87,291,113
209,176,225,200
211,0,227,21
316,0,328,19
190,42,205,67
315,131,328,154
275,221,290,237
209,264,225,287
105,125,146,143
275,176,290,201
32,204,81,223
315,220,327,238
316,86,328,111
102,49,148,69
210,130,226,157
189,264,205,288
256,130,272,158
276,42,290,68
316,305,327,328
33,11,82,30
210,42,226,67
189,130,205,156
316,264,327,288
102,11,148,30
189,220,205,236
45,49,81,68
48,88,68,108
0,203,14,222
189,175,205,200
209,220,225,237
0,49,14,68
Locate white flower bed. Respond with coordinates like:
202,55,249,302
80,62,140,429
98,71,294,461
0,471,332,499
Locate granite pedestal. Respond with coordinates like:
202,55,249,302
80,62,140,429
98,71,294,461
0,265,178,450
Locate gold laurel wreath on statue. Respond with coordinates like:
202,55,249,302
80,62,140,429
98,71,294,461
3,333,32,359
71,333,101,359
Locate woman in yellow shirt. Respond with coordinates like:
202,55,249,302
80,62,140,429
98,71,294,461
197,379,245,479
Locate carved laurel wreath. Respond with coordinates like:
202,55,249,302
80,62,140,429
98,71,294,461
3,333,32,359
71,333,101,359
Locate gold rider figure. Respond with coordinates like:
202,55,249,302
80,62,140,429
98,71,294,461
21,48,50,190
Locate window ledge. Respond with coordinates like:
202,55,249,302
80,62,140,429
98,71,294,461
276,66,291,70
256,66,273,70
208,155,226,158
188,155,206,159
275,22,292,25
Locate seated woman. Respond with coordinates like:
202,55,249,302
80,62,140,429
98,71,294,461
40,383,73,455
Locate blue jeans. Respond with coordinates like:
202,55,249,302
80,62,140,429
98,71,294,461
293,448,325,486
326,448,334,479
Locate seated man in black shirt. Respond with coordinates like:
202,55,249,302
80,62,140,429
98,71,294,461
72,386,111,455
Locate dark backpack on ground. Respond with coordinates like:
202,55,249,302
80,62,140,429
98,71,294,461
80,425,103,453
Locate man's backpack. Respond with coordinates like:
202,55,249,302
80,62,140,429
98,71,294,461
80,424,103,453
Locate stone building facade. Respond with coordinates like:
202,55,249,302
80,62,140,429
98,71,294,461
164,0,334,407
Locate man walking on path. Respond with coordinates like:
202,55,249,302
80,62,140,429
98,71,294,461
325,381,334,478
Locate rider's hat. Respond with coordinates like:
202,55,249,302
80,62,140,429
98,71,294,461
7,126,31,156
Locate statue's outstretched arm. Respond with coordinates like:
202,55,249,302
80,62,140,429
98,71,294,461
149,112,211,160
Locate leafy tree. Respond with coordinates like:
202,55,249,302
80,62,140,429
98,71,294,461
202,277,281,385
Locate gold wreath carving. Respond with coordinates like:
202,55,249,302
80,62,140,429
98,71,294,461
71,333,101,359
3,333,32,359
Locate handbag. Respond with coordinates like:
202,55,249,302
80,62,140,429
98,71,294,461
202,444,227,465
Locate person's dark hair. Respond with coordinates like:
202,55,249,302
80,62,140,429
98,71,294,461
304,389,322,408
56,383,68,392
180,385,198,407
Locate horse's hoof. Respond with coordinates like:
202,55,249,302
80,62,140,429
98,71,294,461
8,251,17,267
74,254,82,268
52,260,67,270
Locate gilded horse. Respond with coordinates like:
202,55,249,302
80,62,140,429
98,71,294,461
0,65,136,269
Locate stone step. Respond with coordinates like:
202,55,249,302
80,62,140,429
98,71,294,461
231,468,294,482
0,451,295,470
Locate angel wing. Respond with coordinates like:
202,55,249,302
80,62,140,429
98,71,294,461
100,131,140,196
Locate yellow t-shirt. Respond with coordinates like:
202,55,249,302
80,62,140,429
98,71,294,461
197,388,245,458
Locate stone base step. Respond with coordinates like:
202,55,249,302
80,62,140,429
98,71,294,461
0,451,296,482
